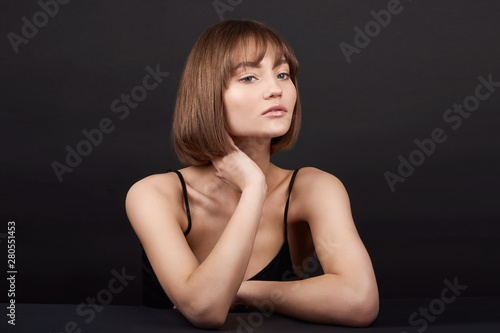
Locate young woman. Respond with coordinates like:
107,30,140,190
126,20,378,329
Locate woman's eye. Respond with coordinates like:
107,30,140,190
240,76,256,83
277,72,290,80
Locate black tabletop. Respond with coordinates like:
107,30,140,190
3,297,499,333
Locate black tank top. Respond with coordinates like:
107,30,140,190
141,168,301,308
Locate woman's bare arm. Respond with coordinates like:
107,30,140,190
234,167,379,327
126,149,266,329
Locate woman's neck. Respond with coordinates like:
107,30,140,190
232,136,275,189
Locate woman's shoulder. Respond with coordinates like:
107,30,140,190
125,170,190,209
295,167,345,188
124,169,196,232
128,171,178,194
292,167,349,203
289,167,351,223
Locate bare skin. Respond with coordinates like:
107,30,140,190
126,52,379,328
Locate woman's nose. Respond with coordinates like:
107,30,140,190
263,78,282,99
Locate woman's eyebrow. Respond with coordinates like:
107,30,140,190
233,59,288,71
233,61,261,71
273,59,288,68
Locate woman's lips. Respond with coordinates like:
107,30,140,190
263,110,287,117
262,104,287,117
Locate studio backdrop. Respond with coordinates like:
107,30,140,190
1,0,499,305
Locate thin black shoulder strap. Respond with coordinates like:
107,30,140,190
284,168,301,233
167,169,191,236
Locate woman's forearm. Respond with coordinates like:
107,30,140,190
178,182,266,327
237,274,379,327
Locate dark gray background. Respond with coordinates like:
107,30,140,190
1,0,499,305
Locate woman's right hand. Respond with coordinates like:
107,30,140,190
212,138,266,193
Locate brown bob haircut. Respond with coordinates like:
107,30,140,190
172,20,301,166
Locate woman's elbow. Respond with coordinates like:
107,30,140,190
181,299,229,329
189,314,227,330
348,290,379,327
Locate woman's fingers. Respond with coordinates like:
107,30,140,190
212,150,264,191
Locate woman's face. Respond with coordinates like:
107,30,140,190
223,49,297,142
